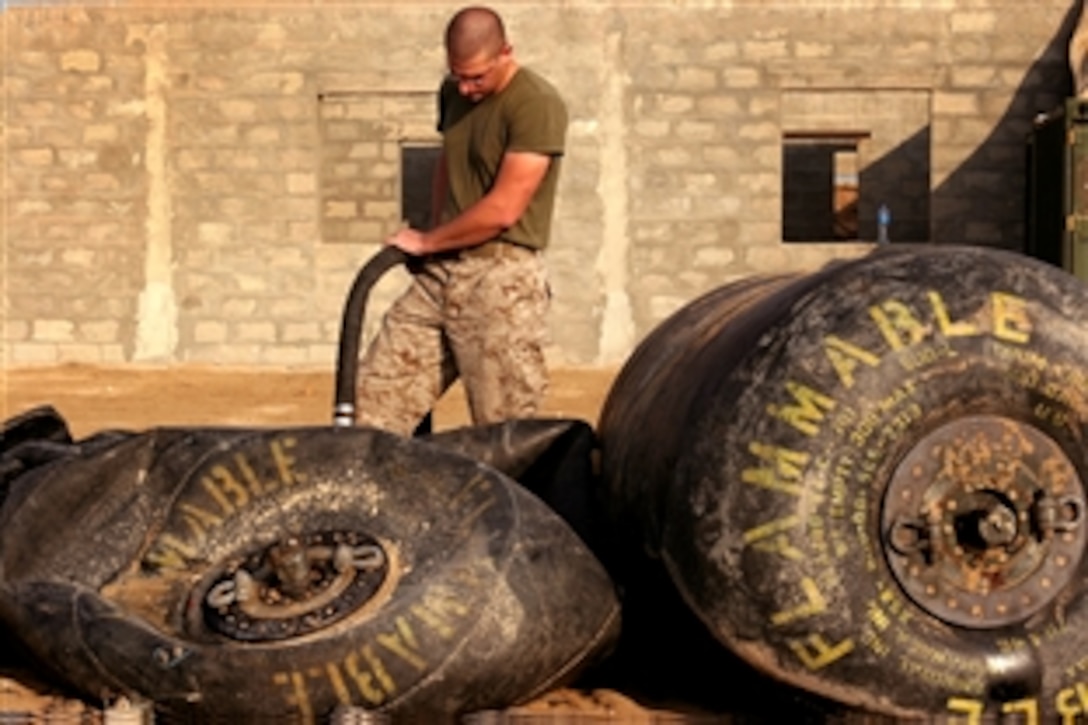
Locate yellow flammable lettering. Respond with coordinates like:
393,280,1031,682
869,290,1032,355
295,583,477,715
419,585,472,621
362,644,395,696
743,515,804,561
992,291,1032,344
741,443,810,497
1056,685,1083,724
272,671,315,725
767,381,836,437
928,291,979,337
869,300,928,350
786,633,855,671
866,601,891,632
770,577,827,626
377,617,428,672
1056,682,1088,724
1001,698,1039,725
202,464,251,515
143,534,198,569
344,649,388,706
946,697,984,725
270,437,305,487
235,452,267,495
201,474,236,515
325,662,353,707
823,335,881,389
178,502,223,532
409,584,472,640
411,602,456,639
152,504,220,559
1073,683,1088,715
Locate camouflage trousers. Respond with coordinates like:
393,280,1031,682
355,243,550,436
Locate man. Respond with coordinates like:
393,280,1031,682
355,6,568,436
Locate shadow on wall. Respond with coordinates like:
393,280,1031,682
859,126,931,243
863,0,1080,250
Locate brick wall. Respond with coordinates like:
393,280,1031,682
1,1,1077,367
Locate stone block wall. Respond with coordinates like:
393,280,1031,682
1,1,1078,368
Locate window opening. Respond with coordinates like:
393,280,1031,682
401,144,442,232
782,131,869,242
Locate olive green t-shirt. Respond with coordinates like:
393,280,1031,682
437,67,568,250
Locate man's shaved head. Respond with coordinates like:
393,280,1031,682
445,6,507,61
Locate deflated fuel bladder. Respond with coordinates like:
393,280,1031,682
0,407,620,723
597,244,1088,721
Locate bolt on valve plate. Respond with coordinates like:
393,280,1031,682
198,530,391,642
881,415,1085,629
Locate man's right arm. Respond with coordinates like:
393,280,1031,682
387,150,551,256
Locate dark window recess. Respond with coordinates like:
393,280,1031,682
401,145,442,231
782,132,867,242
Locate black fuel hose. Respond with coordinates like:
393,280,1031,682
332,246,410,427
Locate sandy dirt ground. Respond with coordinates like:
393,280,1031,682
1,363,721,723
0,363,619,440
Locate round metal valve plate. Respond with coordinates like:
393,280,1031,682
198,530,391,642
881,414,1085,628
